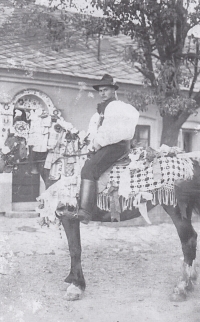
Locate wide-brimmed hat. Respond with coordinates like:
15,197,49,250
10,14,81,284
93,74,119,91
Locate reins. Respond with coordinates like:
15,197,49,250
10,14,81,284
11,151,93,166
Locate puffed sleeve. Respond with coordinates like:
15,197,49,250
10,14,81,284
87,112,101,142
95,101,139,147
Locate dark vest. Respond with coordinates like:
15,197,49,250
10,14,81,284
97,97,116,127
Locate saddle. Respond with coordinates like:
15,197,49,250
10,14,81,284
97,147,157,192
97,153,131,193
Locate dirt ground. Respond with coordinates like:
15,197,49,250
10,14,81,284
1,215,200,322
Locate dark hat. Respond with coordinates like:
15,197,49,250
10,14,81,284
93,74,119,91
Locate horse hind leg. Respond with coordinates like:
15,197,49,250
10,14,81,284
182,260,198,290
174,226,198,299
170,260,198,302
163,204,198,301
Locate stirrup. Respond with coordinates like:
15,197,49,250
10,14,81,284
74,209,91,224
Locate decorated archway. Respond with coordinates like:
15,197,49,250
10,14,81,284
11,89,56,115
0,89,58,212
0,89,57,148
11,90,57,203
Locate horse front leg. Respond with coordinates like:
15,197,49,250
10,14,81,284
60,215,86,301
163,204,198,301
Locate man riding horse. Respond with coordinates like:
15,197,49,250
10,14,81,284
57,74,139,224
3,76,199,301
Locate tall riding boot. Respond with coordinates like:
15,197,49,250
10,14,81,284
75,179,96,224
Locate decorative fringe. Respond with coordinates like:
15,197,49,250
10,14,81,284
97,193,110,211
97,187,177,211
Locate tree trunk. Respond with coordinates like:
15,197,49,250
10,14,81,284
160,114,188,147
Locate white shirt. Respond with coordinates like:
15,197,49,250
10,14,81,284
88,100,139,148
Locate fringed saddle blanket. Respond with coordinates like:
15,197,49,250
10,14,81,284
97,156,194,211
37,153,194,221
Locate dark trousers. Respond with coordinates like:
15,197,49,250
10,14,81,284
81,140,130,181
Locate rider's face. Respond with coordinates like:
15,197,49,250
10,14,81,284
98,86,115,102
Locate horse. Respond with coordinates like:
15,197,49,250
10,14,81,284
2,129,200,302
35,134,200,302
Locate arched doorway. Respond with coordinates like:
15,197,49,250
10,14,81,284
11,89,56,115
11,90,56,210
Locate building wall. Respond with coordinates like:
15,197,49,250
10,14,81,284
181,108,200,151
0,69,162,149
1,69,200,152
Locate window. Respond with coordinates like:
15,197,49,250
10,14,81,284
182,130,193,152
133,125,150,148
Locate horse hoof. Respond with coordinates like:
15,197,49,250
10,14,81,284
63,282,71,290
169,290,187,302
186,280,194,292
64,284,83,301
191,269,198,282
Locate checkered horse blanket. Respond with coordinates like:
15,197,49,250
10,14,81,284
97,155,194,211
37,150,195,222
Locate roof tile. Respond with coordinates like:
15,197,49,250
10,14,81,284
0,2,199,89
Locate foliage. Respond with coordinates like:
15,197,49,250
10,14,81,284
12,0,198,121
90,0,200,119
2,0,200,145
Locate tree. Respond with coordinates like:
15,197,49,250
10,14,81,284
89,0,200,146
3,0,200,146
